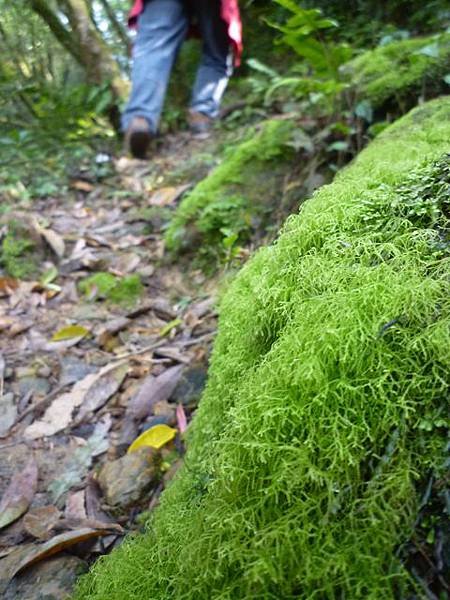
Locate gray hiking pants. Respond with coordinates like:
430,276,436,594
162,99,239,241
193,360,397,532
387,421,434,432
122,0,233,132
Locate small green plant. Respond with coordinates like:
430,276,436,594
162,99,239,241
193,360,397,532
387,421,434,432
0,224,37,278
79,273,143,306
258,0,352,110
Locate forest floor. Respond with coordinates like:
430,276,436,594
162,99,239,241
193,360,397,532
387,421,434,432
0,130,226,598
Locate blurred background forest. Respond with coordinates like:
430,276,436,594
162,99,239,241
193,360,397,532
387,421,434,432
1,0,450,199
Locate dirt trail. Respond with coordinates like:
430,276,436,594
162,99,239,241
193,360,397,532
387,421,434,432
0,132,220,597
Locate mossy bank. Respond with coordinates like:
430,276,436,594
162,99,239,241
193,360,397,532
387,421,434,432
348,32,450,109
165,119,299,259
76,97,450,599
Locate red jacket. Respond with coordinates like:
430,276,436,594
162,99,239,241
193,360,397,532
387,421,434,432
128,0,242,66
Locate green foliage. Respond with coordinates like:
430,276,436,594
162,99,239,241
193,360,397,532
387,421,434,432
0,224,37,278
79,273,143,306
75,97,450,600
256,0,352,110
347,31,450,109
165,119,296,259
302,0,450,42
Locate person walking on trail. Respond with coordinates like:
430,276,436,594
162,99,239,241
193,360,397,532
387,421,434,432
124,0,243,159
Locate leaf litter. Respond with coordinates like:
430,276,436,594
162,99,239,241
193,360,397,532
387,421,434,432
0,132,218,597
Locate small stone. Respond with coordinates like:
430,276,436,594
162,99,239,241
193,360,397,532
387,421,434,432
97,447,159,508
4,554,87,600
171,365,207,406
59,357,96,386
0,393,17,437
36,364,52,378
17,377,50,397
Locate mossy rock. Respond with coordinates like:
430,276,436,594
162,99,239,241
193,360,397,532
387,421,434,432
347,32,450,110
75,98,450,599
164,119,298,257
0,221,40,279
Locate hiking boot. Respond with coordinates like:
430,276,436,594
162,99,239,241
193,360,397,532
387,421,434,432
187,110,214,136
125,116,152,159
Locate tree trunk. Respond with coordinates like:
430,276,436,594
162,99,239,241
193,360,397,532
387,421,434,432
97,0,131,54
30,0,127,130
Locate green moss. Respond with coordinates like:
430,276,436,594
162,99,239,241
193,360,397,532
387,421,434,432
75,98,450,599
0,225,37,278
165,119,296,255
348,32,450,108
79,273,143,306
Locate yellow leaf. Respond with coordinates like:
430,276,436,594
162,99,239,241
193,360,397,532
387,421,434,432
159,318,182,337
51,325,89,342
128,424,177,453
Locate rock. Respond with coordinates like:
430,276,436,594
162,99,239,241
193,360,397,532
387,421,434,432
97,447,159,508
171,365,207,406
16,377,50,397
140,414,173,434
58,357,96,386
3,554,87,600
0,394,17,437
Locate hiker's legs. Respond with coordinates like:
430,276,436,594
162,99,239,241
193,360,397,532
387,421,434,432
189,0,233,119
122,0,188,133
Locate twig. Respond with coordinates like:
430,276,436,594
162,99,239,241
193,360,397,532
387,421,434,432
113,340,168,361
177,332,216,348
112,331,217,361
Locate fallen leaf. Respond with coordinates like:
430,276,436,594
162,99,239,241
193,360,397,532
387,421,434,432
128,424,177,453
70,180,95,192
128,298,176,320
0,393,17,438
148,184,191,207
85,476,114,524
65,490,87,521
176,403,188,434
24,364,126,439
0,353,5,397
0,457,38,530
95,317,131,347
43,336,87,352
39,227,65,258
154,346,191,364
113,252,141,275
4,528,118,583
75,362,128,422
159,318,183,337
51,325,89,342
23,506,61,540
48,415,112,503
0,277,19,297
127,365,184,420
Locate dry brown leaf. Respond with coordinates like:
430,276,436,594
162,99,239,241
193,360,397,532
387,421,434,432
85,476,114,524
127,364,184,420
70,180,95,193
75,361,128,422
148,184,191,207
128,298,176,320
38,227,65,258
0,277,19,297
64,490,87,521
4,527,118,582
24,362,128,439
0,457,38,530
23,506,61,540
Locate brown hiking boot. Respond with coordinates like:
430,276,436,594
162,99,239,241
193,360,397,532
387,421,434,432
187,110,214,136
125,116,152,159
